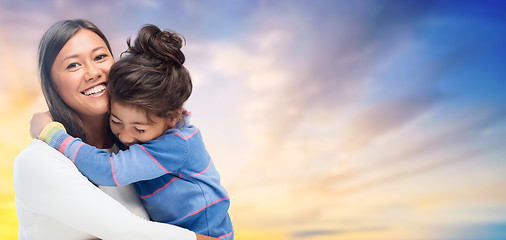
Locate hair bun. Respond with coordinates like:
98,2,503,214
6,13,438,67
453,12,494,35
127,24,186,66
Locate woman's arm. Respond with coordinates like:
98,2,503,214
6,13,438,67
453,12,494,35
13,140,196,240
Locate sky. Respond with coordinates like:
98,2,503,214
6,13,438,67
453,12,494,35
1,0,506,239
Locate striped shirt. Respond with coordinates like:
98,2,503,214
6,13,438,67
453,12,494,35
40,116,233,239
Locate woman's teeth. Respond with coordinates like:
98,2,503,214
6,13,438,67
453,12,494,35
83,84,106,96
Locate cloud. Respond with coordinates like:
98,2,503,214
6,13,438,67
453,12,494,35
291,229,344,239
290,226,387,239
183,0,506,192
429,221,506,240
340,95,438,152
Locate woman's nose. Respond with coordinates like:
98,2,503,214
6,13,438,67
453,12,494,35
84,63,101,81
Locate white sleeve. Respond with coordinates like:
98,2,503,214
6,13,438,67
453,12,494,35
13,139,196,240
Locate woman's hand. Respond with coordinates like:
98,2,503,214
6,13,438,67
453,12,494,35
30,111,54,139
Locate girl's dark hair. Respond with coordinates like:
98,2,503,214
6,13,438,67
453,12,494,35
108,24,192,125
39,19,113,143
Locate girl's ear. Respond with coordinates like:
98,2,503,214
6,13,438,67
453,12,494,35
167,117,178,129
166,108,184,129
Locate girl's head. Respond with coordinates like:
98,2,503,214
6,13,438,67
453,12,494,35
107,24,192,145
39,19,114,142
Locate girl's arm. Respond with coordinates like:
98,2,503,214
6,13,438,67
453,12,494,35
36,121,189,186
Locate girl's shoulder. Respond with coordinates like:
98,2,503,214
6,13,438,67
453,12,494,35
163,124,200,140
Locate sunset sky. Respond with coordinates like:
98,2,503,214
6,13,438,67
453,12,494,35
1,1,506,239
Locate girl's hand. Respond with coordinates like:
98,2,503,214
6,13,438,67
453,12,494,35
30,111,53,139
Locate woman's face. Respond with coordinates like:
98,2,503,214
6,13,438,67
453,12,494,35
51,29,114,118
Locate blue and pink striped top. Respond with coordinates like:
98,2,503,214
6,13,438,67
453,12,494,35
41,116,233,239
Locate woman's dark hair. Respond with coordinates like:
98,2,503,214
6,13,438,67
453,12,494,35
108,24,192,126
39,19,113,142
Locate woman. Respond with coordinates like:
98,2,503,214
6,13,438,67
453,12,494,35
13,19,220,240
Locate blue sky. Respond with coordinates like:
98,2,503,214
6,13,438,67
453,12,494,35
1,0,506,239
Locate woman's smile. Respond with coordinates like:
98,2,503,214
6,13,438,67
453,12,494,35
82,83,107,97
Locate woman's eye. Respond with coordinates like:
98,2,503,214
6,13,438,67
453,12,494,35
110,120,120,125
135,128,145,133
95,54,108,61
66,63,79,69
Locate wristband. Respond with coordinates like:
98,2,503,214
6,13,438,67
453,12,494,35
39,122,66,144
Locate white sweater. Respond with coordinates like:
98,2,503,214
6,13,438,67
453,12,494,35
13,139,195,240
